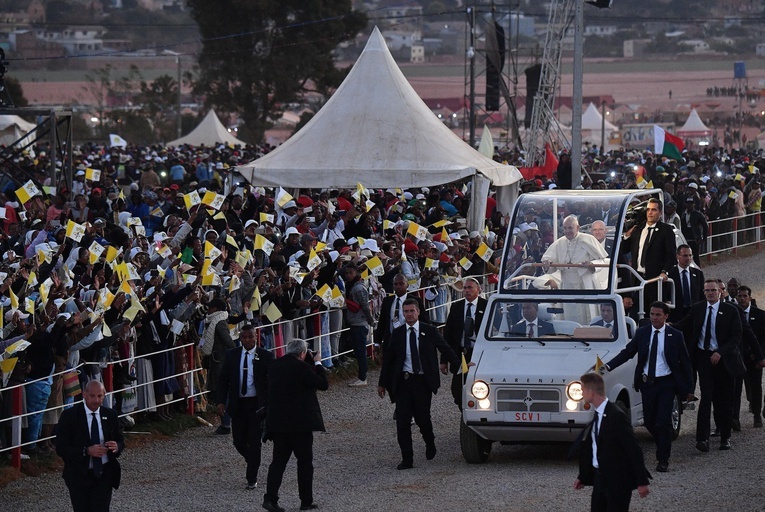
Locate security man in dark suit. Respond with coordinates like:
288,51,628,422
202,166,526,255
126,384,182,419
590,303,617,336
263,339,328,512
667,244,705,323
733,285,765,429
378,298,459,470
673,278,744,451
573,372,651,511
374,273,426,352
443,277,487,407
55,380,125,512
621,198,676,316
218,324,274,490
604,302,693,472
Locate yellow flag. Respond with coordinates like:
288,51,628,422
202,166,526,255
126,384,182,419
254,234,274,255
118,189,125,201
120,280,133,296
9,288,19,309
183,191,202,210
459,257,473,270
306,249,321,271
461,353,469,375
316,284,332,302
236,250,251,268
406,221,428,241
201,259,213,276
314,242,327,252
204,240,222,260
202,191,225,210
15,180,40,204
26,271,38,288
595,355,604,373
365,256,384,277
251,286,262,311
202,273,222,286
105,246,120,263
276,187,293,208
25,297,36,314
431,219,450,228
264,301,282,323
259,212,274,224
424,257,439,270
442,227,452,246
361,268,370,281
85,168,101,181
475,243,493,262
213,211,226,220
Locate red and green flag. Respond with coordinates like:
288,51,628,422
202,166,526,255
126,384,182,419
654,125,684,160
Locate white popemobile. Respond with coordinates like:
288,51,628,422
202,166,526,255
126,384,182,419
460,189,684,463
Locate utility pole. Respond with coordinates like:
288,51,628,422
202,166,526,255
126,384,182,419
571,0,583,188
467,5,476,147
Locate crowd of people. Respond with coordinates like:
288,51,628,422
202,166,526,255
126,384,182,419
0,139,764,509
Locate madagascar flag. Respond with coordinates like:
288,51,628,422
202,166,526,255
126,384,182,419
654,125,684,160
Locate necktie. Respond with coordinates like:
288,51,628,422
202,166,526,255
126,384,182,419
528,323,534,338
394,298,401,323
682,269,691,307
640,227,654,269
241,351,249,396
593,411,600,443
409,327,421,374
604,323,612,332
90,412,103,477
648,330,659,382
464,303,474,347
704,305,713,350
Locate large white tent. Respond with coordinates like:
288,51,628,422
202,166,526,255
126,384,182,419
0,115,36,147
580,102,618,151
677,108,712,138
237,27,521,226
167,109,246,147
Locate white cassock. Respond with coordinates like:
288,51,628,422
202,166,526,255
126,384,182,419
541,232,608,324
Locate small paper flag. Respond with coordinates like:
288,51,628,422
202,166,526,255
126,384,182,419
202,191,226,210
204,241,222,261
105,246,120,263
365,256,385,277
276,187,293,208
184,191,202,210
85,168,101,181
259,212,275,224
406,221,429,241
424,258,439,270
306,249,322,271
475,243,493,262
264,302,282,323
15,180,41,204
65,220,86,242
595,355,604,373
459,257,473,270
254,234,274,256
9,288,19,309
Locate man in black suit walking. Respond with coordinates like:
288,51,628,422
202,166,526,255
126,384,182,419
378,299,459,469
604,302,693,472
263,339,328,512
374,273,426,352
443,277,487,407
573,372,651,511
55,380,125,512
733,285,765,428
218,324,274,490
621,198,676,316
673,278,744,451
667,244,704,323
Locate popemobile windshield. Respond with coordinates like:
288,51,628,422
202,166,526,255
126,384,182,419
459,189,684,463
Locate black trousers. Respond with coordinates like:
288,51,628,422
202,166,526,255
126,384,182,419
265,431,314,506
395,374,435,463
591,471,632,512
66,465,115,512
696,350,734,442
733,366,763,421
231,397,263,485
640,376,676,464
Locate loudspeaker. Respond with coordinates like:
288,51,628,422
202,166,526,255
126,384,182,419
524,63,542,129
485,21,505,112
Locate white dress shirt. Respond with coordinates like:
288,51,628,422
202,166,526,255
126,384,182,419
699,301,720,351
85,406,108,466
403,321,421,373
644,325,671,378
591,399,608,469
239,348,257,397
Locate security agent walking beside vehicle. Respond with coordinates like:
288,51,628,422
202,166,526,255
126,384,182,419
673,278,744,452
55,380,125,512
217,324,274,490
573,372,651,512
378,299,460,469
443,277,486,407
602,301,693,472
621,198,676,316
262,339,328,512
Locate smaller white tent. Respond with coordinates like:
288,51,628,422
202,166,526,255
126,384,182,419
677,108,712,137
580,102,618,150
167,110,246,147
0,115,36,147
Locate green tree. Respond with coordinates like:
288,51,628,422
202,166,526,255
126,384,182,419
187,0,367,142
139,74,179,140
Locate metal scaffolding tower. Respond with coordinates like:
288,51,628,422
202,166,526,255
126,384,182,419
524,0,575,167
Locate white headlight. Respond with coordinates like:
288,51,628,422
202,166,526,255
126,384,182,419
471,380,489,400
567,381,583,401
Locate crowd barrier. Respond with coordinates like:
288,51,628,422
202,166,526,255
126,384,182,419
1,272,499,471
702,211,764,260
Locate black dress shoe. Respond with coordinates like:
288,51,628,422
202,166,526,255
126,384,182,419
425,443,437,460
695,440,710,452
656,462,669,472
720,438,732,450
731,419,741,432
262,500,285,512
300,504,319,511
397,460,413,470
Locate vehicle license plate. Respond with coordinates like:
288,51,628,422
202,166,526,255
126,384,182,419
511,412,551,422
